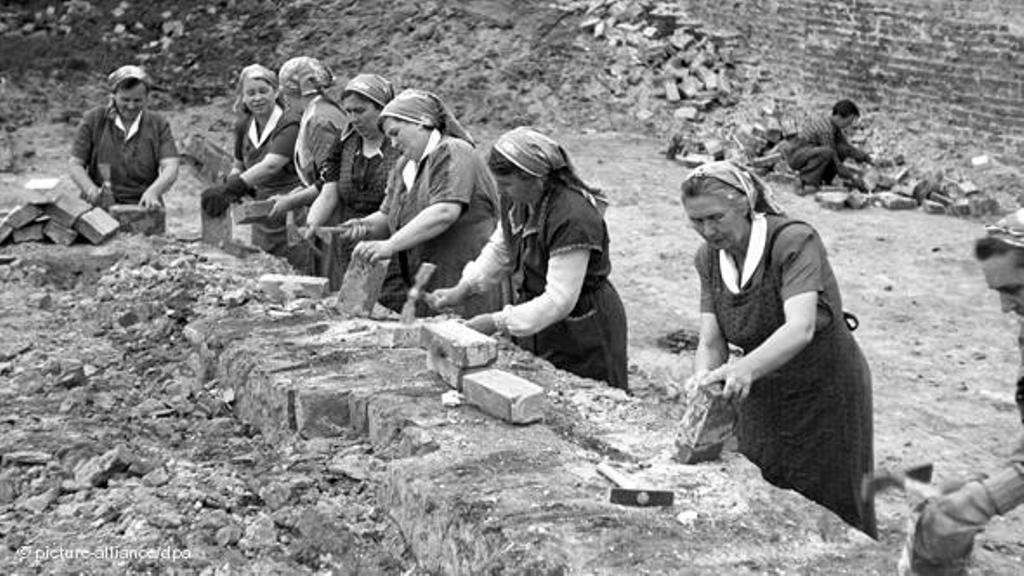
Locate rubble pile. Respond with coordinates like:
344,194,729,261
0,195,119,247
571,0,746,122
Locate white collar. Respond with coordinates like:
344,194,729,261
718,213,767,294
114,111,142,141
248,105,283,150
401,129,442,191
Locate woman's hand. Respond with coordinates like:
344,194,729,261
338,218,370,242
139,189,163,210
425,285,469,310
701,364,754,402
465,313,498,336
352,239,393,263
268,194,294,219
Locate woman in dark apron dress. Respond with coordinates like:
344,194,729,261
426,127,629,391
681,160,876,537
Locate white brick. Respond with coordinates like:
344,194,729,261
462,369,545,424
420,320,497,369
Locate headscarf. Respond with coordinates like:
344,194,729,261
342,73,394,108
985,209,1024,249
492,126,608,211
681,160,784,216
378,89,474,145
278,56,334,97
233,64,279,114
107,65,149,92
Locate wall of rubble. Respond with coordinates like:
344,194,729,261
683,0,1024,153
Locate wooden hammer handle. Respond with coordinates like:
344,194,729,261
597,462,637,490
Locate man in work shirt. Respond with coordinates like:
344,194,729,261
68,65,179,209
900,210,1024,575
784,99,871,195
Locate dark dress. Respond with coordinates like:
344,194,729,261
322,130,403,299
696,215,876,537
503,186,629,390
232,107,308,269
380,135,503,318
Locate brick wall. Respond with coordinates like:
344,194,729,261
683,0,1024,153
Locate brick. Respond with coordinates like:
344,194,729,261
426,348,487,390
44,219,78,246
108,205,166,236
815,191,849,211
1,204,42,230
679,75,702,98
74,207,120,244
702,139,726,161
845,191,869,210
13,222,45,243
676,153,714,168
0,224,11,244
201,210,233,248
294,385,351,438
922,199,947,214
461,369,545,424
421,320,498,369
673,106,700,121
959,180,981,195
336,258,387,316
875,192,918,211
663,79,681,102
674,384,736,464
233,199,275,225
258,274,330,301
44,194,92,227
377,323,424,348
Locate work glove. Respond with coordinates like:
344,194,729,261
200,185,232,217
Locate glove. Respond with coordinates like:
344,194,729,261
200,185,231,217
223,174,254,201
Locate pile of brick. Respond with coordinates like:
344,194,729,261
667,104,796,171
574,0,744,121
813,167,1002,217
0,195,119,247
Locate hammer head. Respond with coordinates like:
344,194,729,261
862,463,934,504
609,487,675,507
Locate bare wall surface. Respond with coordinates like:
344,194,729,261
684,0,1024,151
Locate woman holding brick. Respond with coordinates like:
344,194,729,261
426,127,629,391
341,89,503,318
680,160,875,537
200,64,308,270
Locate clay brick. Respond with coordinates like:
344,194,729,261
673,106,700,121
1,204,42,230
378,323,424,348
0,224,11,245
679,75,702,98
421,320,498,369
663,79,681,102
336,258,387,317
13,222,45,243
674,384,736,464
922,199,947,214
815,191,850,211
44,194,92,228
426,348,487,390
702,139,726,161
461,369,545,424
108,205,166,236
233,199,275,225
258,274,330,301
201,210,233,248
294,385,351,438
676,153,714,168
875,192,918,211
44,219,78,246
75,208,120,244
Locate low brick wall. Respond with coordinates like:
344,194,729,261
683,0,1024,153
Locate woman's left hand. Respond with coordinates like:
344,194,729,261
352,240,394,263
268,194,293,219
700,365,754,402
464,313,498,336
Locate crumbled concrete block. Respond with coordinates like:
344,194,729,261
1,203,42,229
13,222,45,243
44,194,92,228
674,384,736,464
421,320,498,369
108,204,166,236
815,191,849,210
233,199,275,225
44,219,78,246
202,209,233,248
336,258,387,317
259,274,330,301
75,207,120,244
461,369,545,424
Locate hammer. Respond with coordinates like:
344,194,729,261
862,463,937,503
597,462,675,507
401,262,437,324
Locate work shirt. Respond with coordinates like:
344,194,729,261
71,104,178,203
789,114,868,163
232,106,302,198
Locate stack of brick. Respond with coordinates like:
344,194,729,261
421,320,545,424
0,194,120,246
577,0,744,120
666,105,796,170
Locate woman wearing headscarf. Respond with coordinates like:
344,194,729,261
680,160,876,537
69,65,179,209
342,89,502,318
427,127,628,390
200,64,306,268
305,73,402,293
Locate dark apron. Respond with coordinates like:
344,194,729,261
710,220,877,537
507,213,629,391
